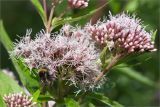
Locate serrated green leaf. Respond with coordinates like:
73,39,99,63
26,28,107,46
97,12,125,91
88,93,124,107
30,0,46,24
113,64,157,88
52,1,110,29
0,71,23,95
65,98,80,107
0,20,39,94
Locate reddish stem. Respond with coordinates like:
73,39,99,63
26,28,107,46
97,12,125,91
94,53,124,83
43,0,48,28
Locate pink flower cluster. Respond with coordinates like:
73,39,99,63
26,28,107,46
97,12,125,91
12,26,104,90
68,0,89,9
87,23,107,45
86,13,157,53
3,92,36,107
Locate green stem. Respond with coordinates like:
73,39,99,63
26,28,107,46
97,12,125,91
55,66,65,106
58,76,62,100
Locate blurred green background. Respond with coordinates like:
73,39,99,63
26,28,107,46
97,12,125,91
0,0,159,106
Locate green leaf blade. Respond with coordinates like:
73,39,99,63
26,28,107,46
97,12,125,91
88,93,124,107
0,20,39,94
0,71,23,95
0,21,12,51
151,29,157,41
38,95,53,102
30,0,46,23
32,89,41,102
65,98,80,107
113,64,157,88
87,102,95,107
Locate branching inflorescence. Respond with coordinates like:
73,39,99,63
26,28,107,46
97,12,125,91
2,0,157,106
11,11,156,91
11,25,104,91
86,12,157,82
86,13,157,54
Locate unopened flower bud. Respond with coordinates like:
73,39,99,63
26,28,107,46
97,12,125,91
68,0,89,9
3,92,36,107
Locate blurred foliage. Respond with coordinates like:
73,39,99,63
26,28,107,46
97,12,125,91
0,0,159,106
0,71,23,107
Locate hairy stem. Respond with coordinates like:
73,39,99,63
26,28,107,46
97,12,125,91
94,53,125,83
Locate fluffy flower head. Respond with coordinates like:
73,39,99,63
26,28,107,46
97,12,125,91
11,25,104,91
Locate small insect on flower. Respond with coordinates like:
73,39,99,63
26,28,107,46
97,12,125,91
38,67,54,84
11,26,105,91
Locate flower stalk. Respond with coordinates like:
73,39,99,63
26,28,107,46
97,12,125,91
43,0,47,25
94,53,125,83
47,4,54,33
42,0,59,33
